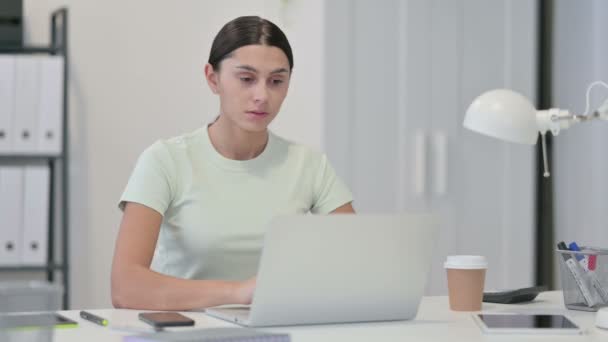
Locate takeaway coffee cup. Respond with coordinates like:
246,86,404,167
444,255,487,311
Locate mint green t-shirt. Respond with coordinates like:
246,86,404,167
118,126,353,281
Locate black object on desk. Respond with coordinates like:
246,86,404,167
483,286,547,304
138,312,194,328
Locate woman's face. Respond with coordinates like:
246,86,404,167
206,44,291,133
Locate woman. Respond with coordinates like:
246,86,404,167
111,16,354,311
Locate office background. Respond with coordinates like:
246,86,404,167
1,0,607,309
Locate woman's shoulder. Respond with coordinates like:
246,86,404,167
269,131,327,163
143,127,206,158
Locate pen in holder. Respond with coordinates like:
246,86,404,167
556,246,608,312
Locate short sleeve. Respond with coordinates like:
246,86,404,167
118,141,176,216
310,153,353,214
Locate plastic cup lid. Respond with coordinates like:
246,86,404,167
444,255,488,269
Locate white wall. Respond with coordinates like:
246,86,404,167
23,0,325,308
324,0,536,294
553,0,608,282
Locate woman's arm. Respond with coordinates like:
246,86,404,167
111,202,253,310
330,202,355,214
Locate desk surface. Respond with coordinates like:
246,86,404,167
3,291,607,341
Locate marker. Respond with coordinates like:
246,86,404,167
80,311,108,327
568,242,608,303
557,242,598,307
589,254,597,271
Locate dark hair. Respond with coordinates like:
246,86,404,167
208,16,294,72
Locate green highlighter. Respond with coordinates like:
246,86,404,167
79,311,108,327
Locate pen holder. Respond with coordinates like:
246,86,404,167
556,247,608,312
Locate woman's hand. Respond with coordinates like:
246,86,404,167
233,277,257,305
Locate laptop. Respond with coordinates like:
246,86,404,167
205,213,438,327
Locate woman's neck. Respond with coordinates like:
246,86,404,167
207,114,268,160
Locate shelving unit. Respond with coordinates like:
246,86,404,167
0,8,70,309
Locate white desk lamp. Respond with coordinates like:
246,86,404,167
463,81,608,177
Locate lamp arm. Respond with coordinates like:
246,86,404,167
553,112,599,122
583,81,608,117
533,84,608,178
535,109,576,178
595,99,608,120
541,80,608,132
553,105,608,123
536,109,599,178
537,109,571,136
540,133,551,177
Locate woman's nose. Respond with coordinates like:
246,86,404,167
252,83,268,103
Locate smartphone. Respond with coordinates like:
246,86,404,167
138,312,195,328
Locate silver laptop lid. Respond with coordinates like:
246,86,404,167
248,213,438,326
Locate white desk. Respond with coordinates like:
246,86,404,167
4,291,608,341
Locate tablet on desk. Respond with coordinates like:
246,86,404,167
474,313,583,335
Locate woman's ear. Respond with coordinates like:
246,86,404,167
204,63,220,94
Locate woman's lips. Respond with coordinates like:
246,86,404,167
246,111,269,118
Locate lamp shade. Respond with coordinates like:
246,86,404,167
463,89,539,145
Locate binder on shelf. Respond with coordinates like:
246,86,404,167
0,7,69,309
37,56,63,155
0,55,16,153
13,55,40,154
20,164,50,266
0,166,24,266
